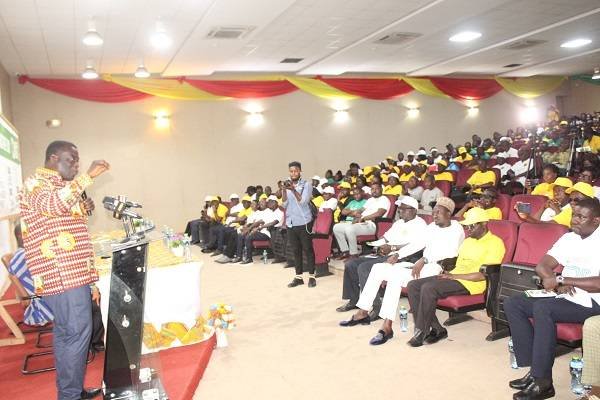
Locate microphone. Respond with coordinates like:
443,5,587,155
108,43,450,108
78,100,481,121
81,191,92,216
102,196,142,220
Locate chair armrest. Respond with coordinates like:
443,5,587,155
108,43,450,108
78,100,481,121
374,217,393,223
481,263,502,318
311,233,330,239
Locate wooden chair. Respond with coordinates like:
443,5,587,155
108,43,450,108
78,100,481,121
0,253,25,346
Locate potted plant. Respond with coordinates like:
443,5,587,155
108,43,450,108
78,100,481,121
170,235,184,257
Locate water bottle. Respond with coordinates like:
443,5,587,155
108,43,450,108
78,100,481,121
242,246,248,261
262,249,269,264
570,356,585,395
508,338,518,369
399,307,408,332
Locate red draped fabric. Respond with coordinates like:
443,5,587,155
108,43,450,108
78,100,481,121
18,75,150,103
430,77,503,101
319,78,413,100
184,79,297,98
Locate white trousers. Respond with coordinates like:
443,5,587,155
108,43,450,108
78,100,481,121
356,261,442,321
332,221,376,255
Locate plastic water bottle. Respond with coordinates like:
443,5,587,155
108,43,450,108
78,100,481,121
242,246,248,261
399,307,408,332
508,338,518,369
262,249,269,264
570,356,585,395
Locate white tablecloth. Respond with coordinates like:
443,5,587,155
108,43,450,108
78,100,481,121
97,261,203,330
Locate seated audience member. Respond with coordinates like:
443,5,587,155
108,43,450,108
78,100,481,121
455,188,502,220
399,164,415,183
503,198,600,400
464,158,496,195
406,151,416,165
414,163,428,180
218,200,258,263
341,198,464,345
416,149,428,164
419,174,443,215
493,152,512,179
184,195,212,244
319,186,338,211
517,178,572,225
434,160,454,182
406,207,505,347
583,127,600,154
383,173,403,195
334,187,368,236
255,185,264,199
215,196,253,263
246,185,257,197
452,146,474,164
529,164,559,198
264,186,273,197
235,197,283,264
502,148,532,195
405,176,423,201
348,162,361,184
210,193,243,256
578,166,600,200
333,170,344,183
430,148,442,164
199,196,228,251
325,169,335,184
334,182,353,222
332,184,390,259
6,223,53,326
542,140,571,171
397,152,405,164
336,196,427,315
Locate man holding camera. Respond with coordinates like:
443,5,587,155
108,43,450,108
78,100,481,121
20,140,109,400
281,161,316,288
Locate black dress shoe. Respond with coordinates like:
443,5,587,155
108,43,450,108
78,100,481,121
308,277,316,287
336,302,358,312
369,329,394,345
513,378,554,400
339,315,371,327
510,371,533,390
424,328,448,344
407,330,427,347
287,278,304,288
81,388,102,399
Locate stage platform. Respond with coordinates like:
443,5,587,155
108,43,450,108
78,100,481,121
0,291,216,400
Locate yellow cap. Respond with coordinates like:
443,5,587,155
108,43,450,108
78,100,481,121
339,182,351,189
437,159,448,167
242,195,252,202
566,182,594,198
459,207,489,225
380,173,389,182
386,155,394,160
458,146,467,154
552,177,573,189
259,193,268,200
209,196,219,202
559,120,568,125
363,166,374,175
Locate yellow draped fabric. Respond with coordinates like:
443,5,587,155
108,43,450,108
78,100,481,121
402,77,450,98
495,76,566,99
285,77,359,100
103,75,228,100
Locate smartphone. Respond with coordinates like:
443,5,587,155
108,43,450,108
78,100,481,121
517,202,532,214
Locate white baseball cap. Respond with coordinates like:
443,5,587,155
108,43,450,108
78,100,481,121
395,195,418,210
267,195,278,202
229,193,239,199
417,149,427,156
204,195,212,202
362,186,372,194
407,151,415,156
312,175,320,180
323,186,335,194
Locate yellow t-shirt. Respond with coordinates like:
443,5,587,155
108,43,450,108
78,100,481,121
232,207,253,227
531,182,554,199
334,197,347,223
485,207,502,220
435,172,454,182
584,135,600,154
312,196,324,208
467,170,496,194
552,205,572,227
451,231,505,294
399,172,415,182
383,184,403,196
208,203,229,224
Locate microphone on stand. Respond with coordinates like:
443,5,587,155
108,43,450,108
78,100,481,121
82,191,92,216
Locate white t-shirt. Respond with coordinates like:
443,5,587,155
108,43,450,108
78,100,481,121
506,147,519,158
423,220,465,263
510,160,531,185
361,195,391,220
494,163,512,179
407,186,424,202
419,187,443,212
258,208,284,237
225,203,244,224
319,197,338,211
547,227,600,307
381,216,428,254
540,203,570,222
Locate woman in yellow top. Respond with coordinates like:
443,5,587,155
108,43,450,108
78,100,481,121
452,146,474,163
434,160,454,182
399,164,415,182
455,188,503,221
583,129,600,154
529,164,559,199
383,173,403,195
465,159,496,195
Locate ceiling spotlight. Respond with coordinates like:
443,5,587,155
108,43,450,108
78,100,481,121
467,106,479,117
592,67,600,80
134,65,150,78
46,119,62,128
449,31,482,43
407,107,420,118
81,65,98,79
154,111,171,129
333,109,349,123
560,38,592,48
82,21,103,46
246,112,264,126
151,21,171,49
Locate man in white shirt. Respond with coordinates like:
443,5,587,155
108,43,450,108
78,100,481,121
319,186,338,211
504,198,600,400
340,197,464,345
332,183,390,258
501,148,532,195
235,197,283,264
418,174,443,214
336,196,427,316
493,153,512,179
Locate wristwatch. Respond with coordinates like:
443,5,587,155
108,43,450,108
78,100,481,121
556,275,565,285
422,257,429,264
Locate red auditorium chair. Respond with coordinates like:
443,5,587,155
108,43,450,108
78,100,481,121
251,208,286,258
436,220,518,326
491,168,501,186
311,209,334,277
508,194,547,223
356,195,398,247
435,180,452,197
455,169,475,190
495,193,512,220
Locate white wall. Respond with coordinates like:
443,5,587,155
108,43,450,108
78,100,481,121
561,80,600,115
11,79,560,232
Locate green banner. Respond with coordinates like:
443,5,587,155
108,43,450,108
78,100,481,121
571,74,600,86
0,116,19,164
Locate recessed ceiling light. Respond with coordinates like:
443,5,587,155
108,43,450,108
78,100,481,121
134,65,150,78
592,67,600,80
82,21,103,46
449,31,482,43
560,38,592,48
151,21,171,49
81,65,98,79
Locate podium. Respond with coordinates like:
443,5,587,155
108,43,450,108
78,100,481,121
101,196,168,400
